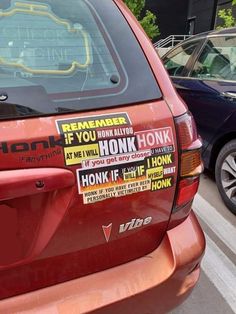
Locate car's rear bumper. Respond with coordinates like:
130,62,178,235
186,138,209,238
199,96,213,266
0,211,205,314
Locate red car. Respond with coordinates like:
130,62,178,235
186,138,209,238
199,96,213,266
0,0,205,313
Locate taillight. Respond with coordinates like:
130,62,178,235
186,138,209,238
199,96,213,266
180,150,202,177
176,177,199,207
169,112,203,229
175,112,199,150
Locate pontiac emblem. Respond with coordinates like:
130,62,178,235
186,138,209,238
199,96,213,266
102,223,112,242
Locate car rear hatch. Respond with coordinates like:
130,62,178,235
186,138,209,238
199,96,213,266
0,0,178,299
0,102,179,299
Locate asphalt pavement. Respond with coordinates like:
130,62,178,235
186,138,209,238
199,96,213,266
171,171,236,314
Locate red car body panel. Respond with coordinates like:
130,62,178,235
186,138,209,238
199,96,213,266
0,212,205,314
0,0,205,312
0,101,179,299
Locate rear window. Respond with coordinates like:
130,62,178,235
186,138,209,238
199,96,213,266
0,0,161,120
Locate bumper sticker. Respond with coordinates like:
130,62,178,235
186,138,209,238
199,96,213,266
56,112,176,204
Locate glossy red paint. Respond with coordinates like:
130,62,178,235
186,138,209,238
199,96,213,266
0,212,205,314
0,1,205,311
0,168,75,200
0,101,179,298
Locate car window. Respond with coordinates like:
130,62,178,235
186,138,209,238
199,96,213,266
163,41,199,77
191,36,236,81
0,0,161,120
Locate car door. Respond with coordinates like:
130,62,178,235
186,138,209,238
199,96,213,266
162,39,201,77
164,35,236,152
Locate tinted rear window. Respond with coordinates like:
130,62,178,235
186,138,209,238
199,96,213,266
0,0,161,120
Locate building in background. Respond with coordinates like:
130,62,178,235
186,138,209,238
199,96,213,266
146,0,234,40
145,0,188,40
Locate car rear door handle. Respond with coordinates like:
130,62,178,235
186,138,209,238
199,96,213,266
0,168,75,201
0,168,75,268
221,91,236,100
